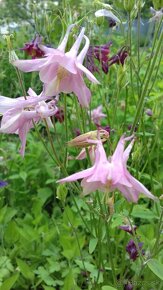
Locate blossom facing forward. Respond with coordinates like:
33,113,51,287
13,25,99,107
58,135,156,203
90,105,107,125
0,89,58,156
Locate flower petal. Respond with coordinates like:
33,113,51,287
77,62,100,84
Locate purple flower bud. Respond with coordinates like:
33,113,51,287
145,109,153,116
0,180,8,188
126,239,144,261
119,225,137,235
20,34,45,59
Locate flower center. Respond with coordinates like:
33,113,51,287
55,66,69,91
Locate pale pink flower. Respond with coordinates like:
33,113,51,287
91,105,106,125
0,89,58,156
58,135,156,203
149,7,163,22
13,25,99,107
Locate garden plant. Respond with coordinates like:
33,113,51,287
0,0,163,289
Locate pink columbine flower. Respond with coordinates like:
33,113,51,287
0,89,58,156
90,105,107,126
57,135,156,202
13,25,99,107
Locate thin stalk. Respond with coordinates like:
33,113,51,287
131,29,163,133
96,192,117,286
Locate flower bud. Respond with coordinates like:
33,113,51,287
123,0,135,12
67,129,109,148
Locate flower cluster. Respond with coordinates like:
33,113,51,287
0,23,157,203
0,25,100,155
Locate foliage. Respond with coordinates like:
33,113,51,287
0,0,163,289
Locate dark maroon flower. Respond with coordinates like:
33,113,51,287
20,35,45,59
109,46,129,66
0,180,8,188
126,239,144,261
86,42,112,74
54,108,64,123
108,18,117,28
127,124,138,132
74,128,81,137
119,225,137,235
96,124,111,134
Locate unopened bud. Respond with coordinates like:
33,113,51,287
67,129,109,148
9,50,19,64
124,0,135,12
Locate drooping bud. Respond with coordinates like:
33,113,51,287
67,129,109,148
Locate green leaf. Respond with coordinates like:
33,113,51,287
56,184,68,203
147,259,163,280
131,205,156,220
89,238,98,254
0,272,19,290
17,259,34,281
37,187,53,205
111,215,123,228
102,286,118,290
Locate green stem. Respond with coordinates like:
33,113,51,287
131,29,163,133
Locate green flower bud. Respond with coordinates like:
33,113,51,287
123,0,135,12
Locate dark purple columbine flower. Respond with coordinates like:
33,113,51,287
74,128,81,137
0,180,8,188
96,124,111,134
108,18,117,28
86,42,112,74
54,108,64,123
20,35,45,59
119,225,137,235
126,239,145,261
108,46,129,66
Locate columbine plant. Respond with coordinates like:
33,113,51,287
0,1,162,288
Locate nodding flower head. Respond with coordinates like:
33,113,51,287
119,224,137,235
109,46,129,66
20,35,45,59
86,42,112,74
126,239,145,261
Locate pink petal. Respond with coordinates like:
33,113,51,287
38,45,58,55
128,175,156,200
39,63,59,83
13,58,47,72
0,96,19,113
81,179,104,195
116,183,139,203
77,62,100,84
57,167,94,183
